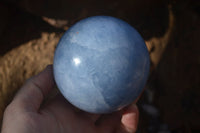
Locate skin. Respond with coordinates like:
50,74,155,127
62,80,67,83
1,65,139,133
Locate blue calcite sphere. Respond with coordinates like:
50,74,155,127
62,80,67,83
53,16,150,113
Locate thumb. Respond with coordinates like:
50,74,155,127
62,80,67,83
12,65,55,112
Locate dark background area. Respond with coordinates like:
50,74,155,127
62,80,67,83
0,0,199,132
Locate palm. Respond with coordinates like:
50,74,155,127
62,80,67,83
22,94,136,133
2,66,138,133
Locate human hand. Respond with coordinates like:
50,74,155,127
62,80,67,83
1,65,139,133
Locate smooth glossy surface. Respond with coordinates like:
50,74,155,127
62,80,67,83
53,16,150,113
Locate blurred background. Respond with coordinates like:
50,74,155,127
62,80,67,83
0,0,199,132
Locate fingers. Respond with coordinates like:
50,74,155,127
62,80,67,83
12,65,55,112
96,111,122,133
96,104,139,133
119,104,139,133
77,111,101,123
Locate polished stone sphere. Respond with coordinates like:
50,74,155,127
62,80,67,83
53,16,150,113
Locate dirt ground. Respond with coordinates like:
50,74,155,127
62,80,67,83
0,0,199,132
